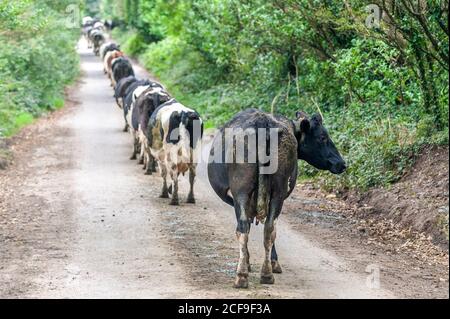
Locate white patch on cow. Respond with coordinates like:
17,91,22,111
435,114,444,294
150,102,203,188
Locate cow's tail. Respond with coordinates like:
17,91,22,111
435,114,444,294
255,122,272,222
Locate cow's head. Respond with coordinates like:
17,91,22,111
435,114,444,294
293,111,346,174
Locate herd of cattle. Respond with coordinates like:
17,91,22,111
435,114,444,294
81,17,347,289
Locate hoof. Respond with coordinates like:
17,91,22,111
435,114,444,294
169,199,179,206
271,261,283,274
144,170,152,176
248,264,252,273
186,197,196,204
233,276,249,289
130,154,137,160
138,158,144,165
123,127,128,133
160,192,169,199
260,274,275,285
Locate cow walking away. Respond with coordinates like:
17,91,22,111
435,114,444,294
122,79,153,132
114,76,137,109
111,57,134,88
133,86,172,175
126,83,167,163
106,50,125,83
100,42,120,62
148,100,204,205
207,109,346,288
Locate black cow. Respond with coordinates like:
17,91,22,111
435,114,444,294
111,57,134,88
114,76,137,109
122,79,154,132
101,43,120,60
207,108,346,289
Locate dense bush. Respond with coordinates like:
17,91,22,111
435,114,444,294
0,0,81,137
101,0,448,191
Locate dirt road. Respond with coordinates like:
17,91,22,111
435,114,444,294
0,42,447,299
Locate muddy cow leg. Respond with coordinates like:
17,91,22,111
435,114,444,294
143,152,148,171
233,195,251,288
138,152,144,165
260,198,282,285
271,242,282,274
247,223,252,272
123,109,129,132
169,168,179,206
151,155,158,172
130,135,138,160
144,151,153,175
160,164,169,198
186,166,196,204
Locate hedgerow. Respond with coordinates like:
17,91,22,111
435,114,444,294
0,0,81,137
99,0,449,191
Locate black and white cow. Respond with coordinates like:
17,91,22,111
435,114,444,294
114,76,137,109
126,82,166,162
111,57,134,88
122,79,154,133
207,109,346,288
148,100,204,205
133,86,172,175
122,80,153,131
100,42,120,61
89,29,105,56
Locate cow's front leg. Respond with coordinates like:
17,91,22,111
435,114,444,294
186,166,196,204
260,217,276,285
169,168,179,206
160,164,169,198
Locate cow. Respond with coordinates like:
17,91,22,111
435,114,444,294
148,100,204,205
89,29,105,56
207,109,346,288
114,76,137,109
126,83,166,162
111,57,134,88
122,79,154,133
105,50,124,80
134,86,172,175
101,42,120,61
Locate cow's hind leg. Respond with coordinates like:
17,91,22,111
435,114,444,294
138,143,145,165
233,196,251,288
144,151,156,175
260,199,282,285
160,164,169,198
186,166,196,204
169,168,179,206
271,242,282,274
130,135,138,160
